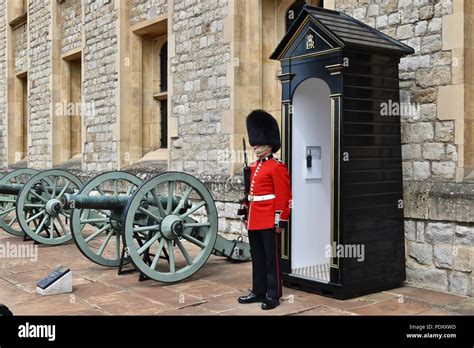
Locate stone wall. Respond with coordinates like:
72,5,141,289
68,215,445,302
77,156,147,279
82,0,118,171
130,0,168,25
7,0,235,175
28,0,52,169
404,181,473,296
1,0,235,173
0,0,7,167
337,0,457,182
60,0,82,54
198,174,246,240
406,219,472,295
169,0,231,175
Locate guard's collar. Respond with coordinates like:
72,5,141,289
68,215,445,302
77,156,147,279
259,154,274,163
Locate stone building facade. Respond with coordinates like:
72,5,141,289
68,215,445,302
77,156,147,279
0,0,472,297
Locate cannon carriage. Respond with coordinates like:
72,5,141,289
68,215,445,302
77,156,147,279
0,168,250,283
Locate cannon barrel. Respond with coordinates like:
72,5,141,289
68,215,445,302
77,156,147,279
61,193,191,212
0,184,22,195
61,194,128,210
36,185,77,196
0,183,76,196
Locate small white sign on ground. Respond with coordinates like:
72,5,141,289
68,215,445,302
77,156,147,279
36,267,72,296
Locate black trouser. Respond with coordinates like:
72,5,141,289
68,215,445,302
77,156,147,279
248,228,282,299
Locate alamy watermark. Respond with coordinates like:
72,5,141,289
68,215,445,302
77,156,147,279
55,101,96,118
380,99,420,118
0,242,38,262
18,322,55,342
217,149,258,164
325,242,365,262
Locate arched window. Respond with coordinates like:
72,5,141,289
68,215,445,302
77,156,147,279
159,41,168,148
160,42,167,93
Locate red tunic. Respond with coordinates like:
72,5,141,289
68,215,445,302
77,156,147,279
245,156,292,231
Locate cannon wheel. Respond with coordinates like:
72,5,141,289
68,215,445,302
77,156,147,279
0,168,39,237
122,172,218,283
16,170,83,246
71,172,142,267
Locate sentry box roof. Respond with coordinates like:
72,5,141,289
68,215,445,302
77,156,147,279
271,5,414,60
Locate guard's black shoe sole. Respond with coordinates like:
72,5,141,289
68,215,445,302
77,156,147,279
261,299,280,310
238,293,266,304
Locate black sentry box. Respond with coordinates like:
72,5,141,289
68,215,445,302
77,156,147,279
270,5,414,299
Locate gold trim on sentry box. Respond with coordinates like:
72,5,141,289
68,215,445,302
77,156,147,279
330,95,341,269
276,16,344,61
281,47,342,62
281,102,289,260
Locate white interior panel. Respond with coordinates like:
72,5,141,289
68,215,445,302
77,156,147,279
291,78,331,283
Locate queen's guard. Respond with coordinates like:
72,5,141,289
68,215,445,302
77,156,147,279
237,110,292,310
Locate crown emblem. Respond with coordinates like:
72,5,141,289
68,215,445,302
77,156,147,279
306,33,315,50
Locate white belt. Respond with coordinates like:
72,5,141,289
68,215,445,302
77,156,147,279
248,194,276,202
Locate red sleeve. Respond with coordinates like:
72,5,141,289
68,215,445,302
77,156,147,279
271,163,292,227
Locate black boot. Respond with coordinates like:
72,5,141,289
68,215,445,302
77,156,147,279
0,304,12,316
261,297,280,310
238,292,266,304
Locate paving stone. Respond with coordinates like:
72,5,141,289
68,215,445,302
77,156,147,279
102,273,149,288
73,281,122,300
282,287,396,311
84,291,169,315
68,308,107,316
160,305,215,316
11,293,95,315
197,264,252,282
385,285,466,306
0,279,37,309
418,308,459,315
203,274,252,291
7,261,49,274
74,267,126,282
44,257,97,271
350,297,434,315
1,270,48,293
296,305,355,316
163,280,238,300
197,291,250,314
443,298,474,315
221,299,319,316
131,285,205,309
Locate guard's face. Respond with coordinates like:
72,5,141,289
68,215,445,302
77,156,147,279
253,145,272,158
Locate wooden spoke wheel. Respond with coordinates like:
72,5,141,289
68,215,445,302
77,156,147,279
0,168,39,237
16,170,82,246
71,171,142,267
121,172,218,283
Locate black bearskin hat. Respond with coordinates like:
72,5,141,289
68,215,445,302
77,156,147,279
246,110,281,153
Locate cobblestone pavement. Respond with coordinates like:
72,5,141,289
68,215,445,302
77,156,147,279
0,231,472,316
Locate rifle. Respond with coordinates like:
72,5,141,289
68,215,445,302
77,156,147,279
237,138,250,221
